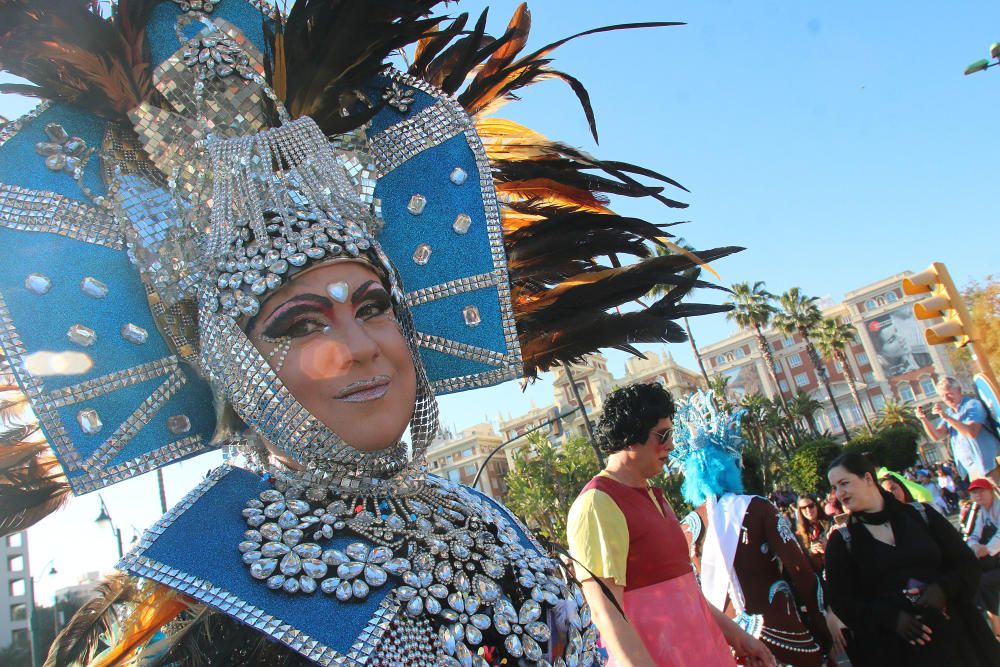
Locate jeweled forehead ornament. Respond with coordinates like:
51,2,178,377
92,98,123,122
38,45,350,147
326,282,349,303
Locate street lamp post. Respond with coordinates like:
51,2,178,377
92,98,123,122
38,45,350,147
95,495,123,559
27,561,57,667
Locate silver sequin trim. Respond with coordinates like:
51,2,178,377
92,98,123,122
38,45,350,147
0,183,122,249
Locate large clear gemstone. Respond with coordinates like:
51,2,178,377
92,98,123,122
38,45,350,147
450,167,468,185
80,277,108,299
463,306,481,327
120,323,148,345
412,243,432,266
452,213,472,235
166,415,191,434
67,324,97,347
407,194,427,215
24,273,51,295
77,409,102,434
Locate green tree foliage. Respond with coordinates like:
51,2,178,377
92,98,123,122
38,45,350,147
0,640,29,667
877,399,920,431
786,436,842,494
845,425,920,472
504,433,601,545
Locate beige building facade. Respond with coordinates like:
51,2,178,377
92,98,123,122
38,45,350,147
699,272,961,460
426,350,707,501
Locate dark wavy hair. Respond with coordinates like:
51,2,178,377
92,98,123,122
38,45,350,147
827,450,877,483
595,382,676,455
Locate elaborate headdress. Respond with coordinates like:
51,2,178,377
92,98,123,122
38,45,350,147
669,390,747,506
0,1,738,531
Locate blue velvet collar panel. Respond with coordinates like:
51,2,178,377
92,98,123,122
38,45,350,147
120,466,400,665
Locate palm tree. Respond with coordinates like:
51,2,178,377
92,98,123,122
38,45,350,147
878,399,920,431
789,391,823,436
726,282,797,444
773,288,851,439
708,374,732,409
739,393,772,487
814,318,875,432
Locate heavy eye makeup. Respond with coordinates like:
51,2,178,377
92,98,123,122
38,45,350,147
257,285,393,340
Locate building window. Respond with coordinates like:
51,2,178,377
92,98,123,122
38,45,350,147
920,376,936,396
886,291,899,303
773,362,782,374
783,336,795,347
788,354,802,368
872,394,886,410
462,448,474,459
794,373,809,387
9,579,25,597
10,603,26,621
779,380,789,393
448,469,461,483
865,299,877,311
445,455,453,465
464,464,477,476
11,628,28,646
856,352,868,365
726,353,735,363
7,555,24,572
6,533,22,548
875,297,886,307
716,355,726,366
735,348,746,359
898,383,915,402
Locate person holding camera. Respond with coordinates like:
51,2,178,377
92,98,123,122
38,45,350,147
916,377,1000,484
824,452,1000,666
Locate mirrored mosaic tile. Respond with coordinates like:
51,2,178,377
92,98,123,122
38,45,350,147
81,277,109,299
67,324,97,347
452,213,472,235
24,273,51,295
77,408,103,435
121,323,149,345
449,167,468,186
407,194,427,215
412,244,432,266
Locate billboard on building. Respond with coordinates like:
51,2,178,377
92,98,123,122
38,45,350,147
718,363,764,400
865,309,933,377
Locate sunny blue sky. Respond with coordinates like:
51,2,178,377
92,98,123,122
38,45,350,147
3,0,998,598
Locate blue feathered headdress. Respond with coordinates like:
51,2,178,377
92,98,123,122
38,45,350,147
669,390,746,505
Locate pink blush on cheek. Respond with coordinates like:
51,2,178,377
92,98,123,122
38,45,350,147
294,339,354,381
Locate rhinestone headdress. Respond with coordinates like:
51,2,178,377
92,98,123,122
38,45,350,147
668,390,748,471
196,118,439,490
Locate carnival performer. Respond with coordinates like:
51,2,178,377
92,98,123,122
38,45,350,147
672,391,831,666
567,383,776,667
825,452,1000,666
0,1,745,665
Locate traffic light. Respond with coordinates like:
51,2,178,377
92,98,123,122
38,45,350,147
901,262,973,347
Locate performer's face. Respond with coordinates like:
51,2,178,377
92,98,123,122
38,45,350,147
248,262,418,453
628,416,673,479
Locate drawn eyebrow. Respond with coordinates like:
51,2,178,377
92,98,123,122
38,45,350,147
249,293,329,333
351,280,380,303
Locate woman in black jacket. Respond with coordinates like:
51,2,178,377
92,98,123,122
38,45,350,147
824,452,1000,666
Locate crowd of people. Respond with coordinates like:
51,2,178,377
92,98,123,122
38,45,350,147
568,380,1000,666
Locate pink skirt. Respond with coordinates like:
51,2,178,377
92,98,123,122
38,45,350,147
607,572,736,667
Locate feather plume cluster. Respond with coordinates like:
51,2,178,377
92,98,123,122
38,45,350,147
0,373,69,537
0,0,162,117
